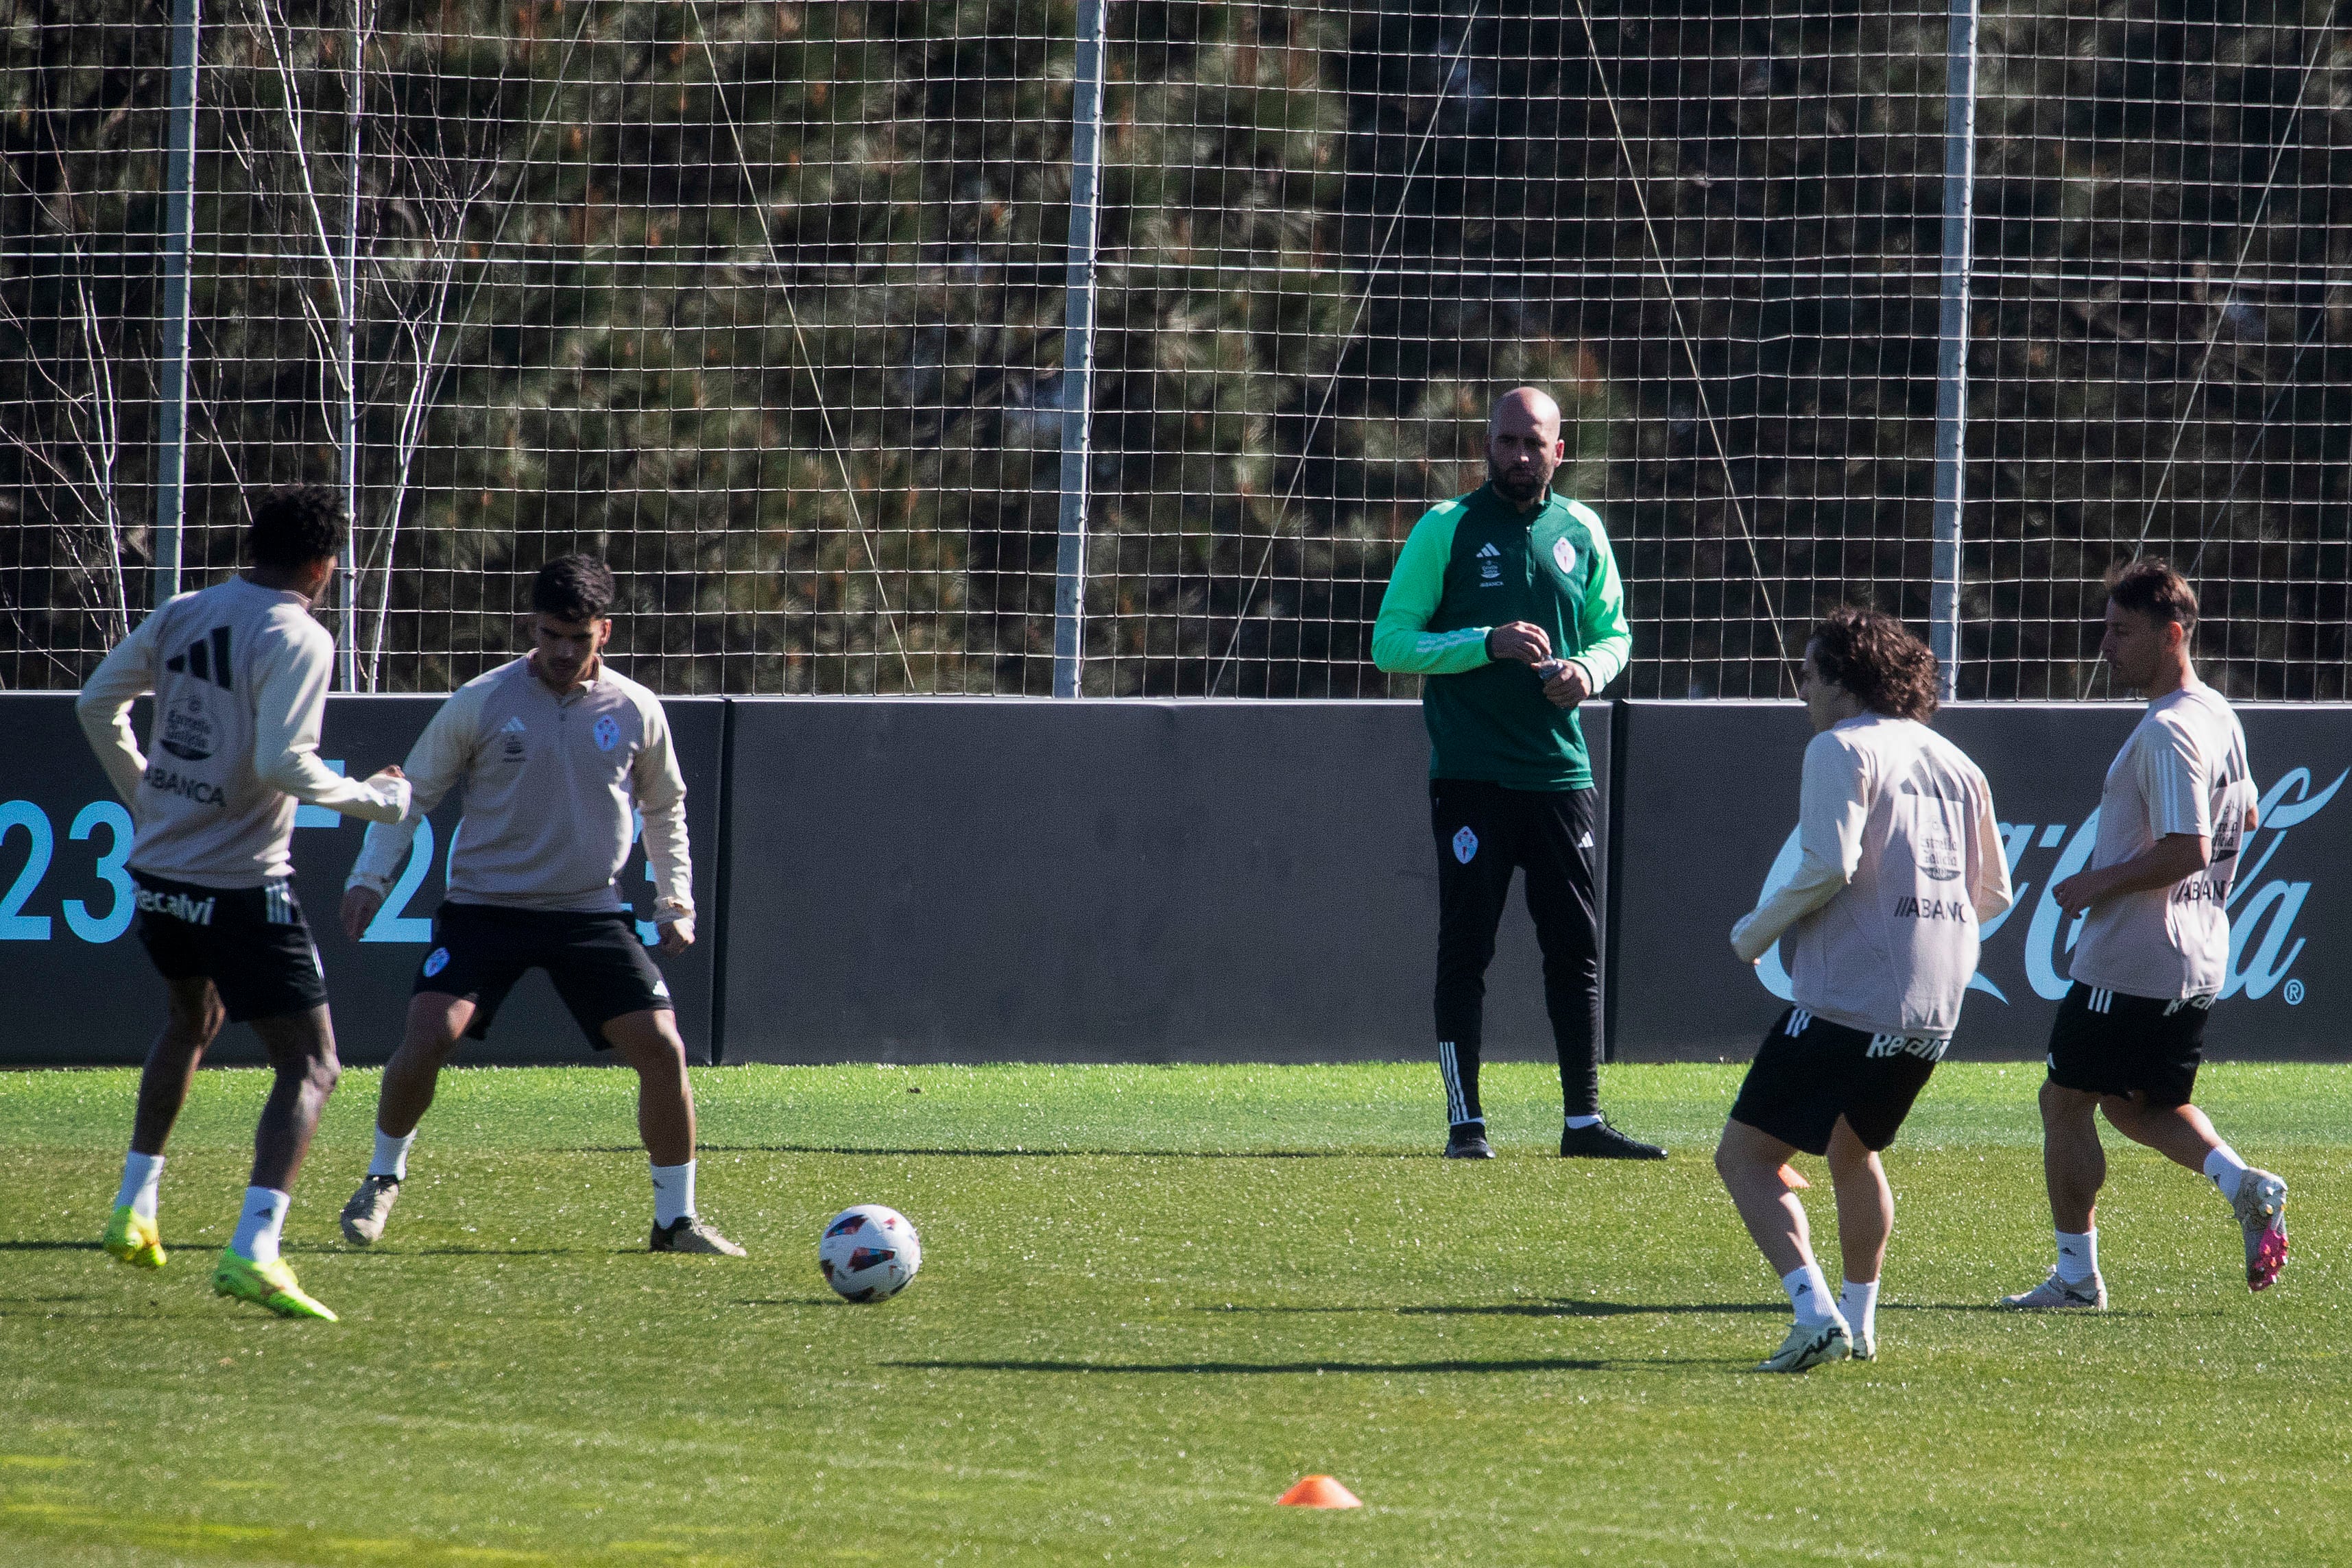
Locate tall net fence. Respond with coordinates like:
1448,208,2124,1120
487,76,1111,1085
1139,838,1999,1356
3,1,2347,698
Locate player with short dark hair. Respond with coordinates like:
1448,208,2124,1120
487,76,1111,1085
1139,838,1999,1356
2001,559,2286,1310
1372,387,1664,1161
80,483,412,1320
336,555,744,1255
1719,609,2011,1371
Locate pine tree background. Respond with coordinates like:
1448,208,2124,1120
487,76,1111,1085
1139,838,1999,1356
3,0,2345,698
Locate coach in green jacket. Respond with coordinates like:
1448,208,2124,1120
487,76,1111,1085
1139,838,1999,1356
1372,387,1665,1161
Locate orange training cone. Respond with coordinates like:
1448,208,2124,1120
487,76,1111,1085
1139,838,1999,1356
1277,1475,1363,1509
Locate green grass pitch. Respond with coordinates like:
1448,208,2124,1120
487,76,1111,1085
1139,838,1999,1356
3,1061,2347,1567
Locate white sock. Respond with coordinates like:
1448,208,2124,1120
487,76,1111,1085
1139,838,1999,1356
115,1151,165,1221
2203,1144,2249,1198
1838,1278,1880,1340
370,1127,417,1181
1781,1262,1837,1325
230,1187,291,1265
650,1161,695,1228
2055,1228,2098,1283
1563,1113,1602,1130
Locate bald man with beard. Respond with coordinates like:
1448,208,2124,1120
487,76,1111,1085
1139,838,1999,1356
1373,389,1664,1161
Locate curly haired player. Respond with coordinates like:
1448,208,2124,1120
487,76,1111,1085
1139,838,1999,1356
1718,609,2011,1371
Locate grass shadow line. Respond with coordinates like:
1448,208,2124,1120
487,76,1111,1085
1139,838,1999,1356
576,1144,1406,1159
0,1241,102,1252
885,1356,1730,1375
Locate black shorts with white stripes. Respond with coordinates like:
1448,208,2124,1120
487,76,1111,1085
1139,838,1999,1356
2045,981,2209,1107
1729,1006,1947,1157
132,871,328,1022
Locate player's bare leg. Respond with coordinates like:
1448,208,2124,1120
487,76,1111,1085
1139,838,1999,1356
105,976,224,1268
1718,1118,1812,1277
1717,1118,1850,1371
2097,1092,2221,1170
608,1009,742,1256
2100,1091,2288,1291
212,1004,342,1320
2037,1078,2107,1232
1823,1118,1892,1358
131,977,224,1156
605,1008,694,1165
246,1006,340,1192
341,992,472,1244
2005,1079,2110,1309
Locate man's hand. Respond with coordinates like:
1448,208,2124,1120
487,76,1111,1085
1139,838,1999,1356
341,885,385,942
655,916,695,955
1540,660,1593,709
2048,869,2104,916
1485,621,1552,666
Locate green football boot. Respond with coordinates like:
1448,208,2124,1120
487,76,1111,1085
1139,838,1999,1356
211,1251,338,1322
102,1205,167,1269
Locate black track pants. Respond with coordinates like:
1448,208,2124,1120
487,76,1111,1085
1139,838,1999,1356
1429,779,1603,1126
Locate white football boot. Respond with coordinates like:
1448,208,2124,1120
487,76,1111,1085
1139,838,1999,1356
339,1174,401,1245
1999,1268,2107,1310
1755,1316,1852,1373
2231,1168,2288,1292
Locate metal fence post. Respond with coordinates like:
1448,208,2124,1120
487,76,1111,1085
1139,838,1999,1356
1930,0,1979,700
154,0,201,608
338,0,365,689
1052,0,1107,699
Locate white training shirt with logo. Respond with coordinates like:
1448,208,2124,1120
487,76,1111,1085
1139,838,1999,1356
2067,680,2255,1003
346,656,691,919
75,576,411,887
1730,712,2012,1039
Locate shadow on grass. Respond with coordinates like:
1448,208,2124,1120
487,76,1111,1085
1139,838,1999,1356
0,1241,101,1252
1882,1301,2173,1318
1199,1300,1784,1319
577,1144,1414,1159
884,1356,1681,1375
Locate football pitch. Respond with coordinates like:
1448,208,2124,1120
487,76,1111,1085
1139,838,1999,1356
3,1061,2345,1568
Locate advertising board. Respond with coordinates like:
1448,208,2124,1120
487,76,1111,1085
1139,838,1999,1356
0,693,723,1065
718,698,1604,1063
1610,701,2352,1061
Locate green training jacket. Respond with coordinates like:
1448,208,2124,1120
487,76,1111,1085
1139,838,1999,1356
1370,484,1632,791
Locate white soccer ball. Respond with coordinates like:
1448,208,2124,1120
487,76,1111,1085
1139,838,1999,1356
817,1205,921,1302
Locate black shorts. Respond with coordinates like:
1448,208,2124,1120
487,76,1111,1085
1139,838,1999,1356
416,902,673,1049
133,871,328,1023
2045,982,2208,1107
1728,1006,1947,1157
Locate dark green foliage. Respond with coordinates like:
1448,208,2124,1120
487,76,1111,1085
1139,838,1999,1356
3,1,2344,697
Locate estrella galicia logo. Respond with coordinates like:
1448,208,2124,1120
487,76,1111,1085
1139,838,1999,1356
1452,826,1478,864
158,694,216,761
422,947,451,978
592,714,621,752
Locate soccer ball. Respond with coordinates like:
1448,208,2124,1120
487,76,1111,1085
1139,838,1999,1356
817,1205,921,1302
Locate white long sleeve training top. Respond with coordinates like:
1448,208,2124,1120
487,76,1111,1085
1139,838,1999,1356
346,655,691,920
1730,712,2013,1039
76,575,410,887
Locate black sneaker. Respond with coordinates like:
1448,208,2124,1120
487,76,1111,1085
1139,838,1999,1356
1559,1118,1666,1160
1444,1124,1496,1159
